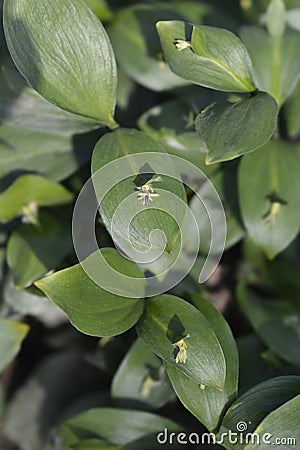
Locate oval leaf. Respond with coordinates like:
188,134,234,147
136,294,226,389
238,140,300,258
35,248,145,337
156,21,256,93
4,0,117,127
195,92,278,164
91,129,186,256
166,294,238,431
0,174,73,223
0,319,29,373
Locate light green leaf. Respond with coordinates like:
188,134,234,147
0,318,29,373
0,125,97,183
111,338,174,410
91,128,186,255
219,376,300,449
195,92,278,164
58,408,182,447
284,80,300,138
241,26,300,106
238,140,300,258
286,8,300,31
0,174,73,223
0,66,100,135
156,21,256,92
166,295,238,431
264,0,286,38
237,282,300,366
7,212,72,288
245,395,300,449
136,295,226,389
108,4,187,91
4,0,117,127
35,248,145,337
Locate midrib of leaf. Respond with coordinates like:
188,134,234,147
271,38,281,106
194,39,254,92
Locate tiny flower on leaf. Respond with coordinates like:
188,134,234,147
173,334,190,364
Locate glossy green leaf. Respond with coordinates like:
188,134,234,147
136,295,226,389
0,125,98,183
156,21,256,92
219,376,300,448
245,395,300,449
112,338,174,410
108,4,187,91
166,295,238,431
4,0,117,127
0,318,29,373
35,248,145,337
91,129,186,255
241,26,300,106
238,140,300,258
58,408,182,447
237,282,300,366
0,174,73,223
0,66,100,135
195,92,278,164
7,213,72,288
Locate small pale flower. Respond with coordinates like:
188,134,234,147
174,39,192,52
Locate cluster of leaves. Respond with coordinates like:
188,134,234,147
0,0,300,449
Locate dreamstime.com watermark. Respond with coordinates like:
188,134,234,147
156,423,297,446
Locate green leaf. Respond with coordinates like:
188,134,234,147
166,295,238,431
219,376,300,449
237,282,300,367
245,395,300,449
0,318,29,373
0,125,98,183
111,338,174,410
285,8,300,31
0,174,73,223
264,0,286,38
0,66,100,135
195,92,278,164
58,408,182,447
241,26,300,106
238,140,300,258
284,80,300,138
91,128,186,255
4,0,117,127
156,21,256,93
35,248,145,337
136,295,226,389
7,212,72,288
108,4,187,91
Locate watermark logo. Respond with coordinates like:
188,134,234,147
72,153,226,297
156,424,297,446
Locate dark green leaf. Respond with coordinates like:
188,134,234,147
156,21,256,92
0,174,73,223
245,395,300,449
166,295,238,431
111,338,174,410
241,26,300,106
195,92,278,164
91,128,186,256
237,282,300,367
238,140,300,258
35,248,145,337
0,318,29,373
108,4,187,91
7,212,72,288
4,0,117,126
136,294,226,389
219,376,300,449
